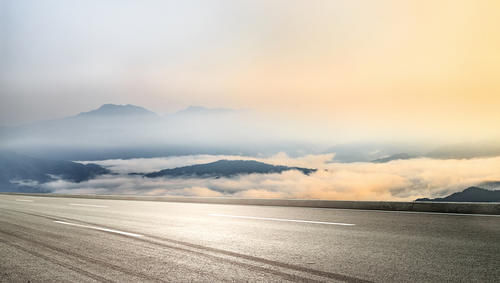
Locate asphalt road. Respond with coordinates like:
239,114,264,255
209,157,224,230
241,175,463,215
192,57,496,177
0,194,499,282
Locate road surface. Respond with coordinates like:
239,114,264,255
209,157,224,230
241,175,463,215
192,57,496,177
0,194,499,282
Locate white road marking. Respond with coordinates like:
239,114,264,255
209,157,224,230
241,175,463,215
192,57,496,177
368,209,500,217
311,207,500,217
54,221,143,237
69,203,108,208
209,213,355,226
15,199,33,202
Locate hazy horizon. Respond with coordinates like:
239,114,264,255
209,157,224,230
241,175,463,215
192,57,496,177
2,0,500,144
1,0,500,201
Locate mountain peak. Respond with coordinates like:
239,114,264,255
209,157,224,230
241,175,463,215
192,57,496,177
462,186,484,193
77,104,157,117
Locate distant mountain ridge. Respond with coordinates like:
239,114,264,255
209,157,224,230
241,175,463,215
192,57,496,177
142,160,316,178
372,153,414,163
0,151,110,193
3,103,498,162
76,104,157,118
0,104,263,160
416,187,500,202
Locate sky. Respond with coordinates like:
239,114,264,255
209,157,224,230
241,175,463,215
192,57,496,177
1,0,500,143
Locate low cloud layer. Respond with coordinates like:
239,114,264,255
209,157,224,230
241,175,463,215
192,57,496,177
79,153,334,174
32,154,500,201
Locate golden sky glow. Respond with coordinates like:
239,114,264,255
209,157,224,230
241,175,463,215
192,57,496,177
2,0,500,142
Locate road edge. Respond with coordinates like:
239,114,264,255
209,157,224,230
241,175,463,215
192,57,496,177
2,192,499,215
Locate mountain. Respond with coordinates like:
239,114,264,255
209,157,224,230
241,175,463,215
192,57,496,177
372,153,414,163
0,104,315,160
0,104,165,160
0,104,259,160
143,160,316,178
0,151,110,193
75,104,158,118
415,187,500,202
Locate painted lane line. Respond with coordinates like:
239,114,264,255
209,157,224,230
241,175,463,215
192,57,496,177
209,214,355,226
360,209,500,217
15,199,34,202
54,221,143,237
68,203,108,208
311,207,500,217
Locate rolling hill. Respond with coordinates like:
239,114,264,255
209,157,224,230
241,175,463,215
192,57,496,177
143,160,316,178
415,187,500,202
0,151,110,193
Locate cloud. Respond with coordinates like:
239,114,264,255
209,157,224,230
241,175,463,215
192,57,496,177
143,187,224,197
79,153,335,174
32,154,500,201
10,179,40,187
234,189,286,199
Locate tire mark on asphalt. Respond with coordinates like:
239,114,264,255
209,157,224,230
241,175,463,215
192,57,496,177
0,237,112,283
0,218,322,283
0,223,164,283
10,209,374,283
